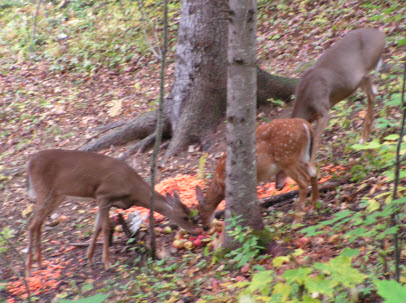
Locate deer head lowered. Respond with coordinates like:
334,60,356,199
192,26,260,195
26,149,199,276
293,28,385,161
275,28,385,190
196,118,320,230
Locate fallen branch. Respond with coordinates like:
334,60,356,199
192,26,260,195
69,241,103,247
259,179,348,208
214,178,349,219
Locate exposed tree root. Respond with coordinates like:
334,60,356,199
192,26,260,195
79,110,166,152
79,69,297,155
119,133,159,160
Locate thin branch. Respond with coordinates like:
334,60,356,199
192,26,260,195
135,0,162,59
31,0,43,52
149,0,168,260
0,232,32,302
391,59,406,282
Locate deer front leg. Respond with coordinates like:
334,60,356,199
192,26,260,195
311,112,330,164
100,205,111,270
87,206,105,266
360,76,375,144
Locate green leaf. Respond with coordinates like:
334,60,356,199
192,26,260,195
398,38,406,46
341,248,360,258
314,255,365,288
383,134,400,141
305,274,336,297
376,226,399,239
300,225,326,237
293,248,304,256
246,270,274,295
282,267,312,285
344,227,367,242
302,296,322,303
273,256,290,268
351,139,381,150
58,294,109,303
367,199,381,213
375,280,406,303
272,282,291,301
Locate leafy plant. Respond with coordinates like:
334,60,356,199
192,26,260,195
375,280,406,303
0,227,15,253
224,215,265,269
237,249,366,302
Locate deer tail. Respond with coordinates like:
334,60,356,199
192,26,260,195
303,122,317,177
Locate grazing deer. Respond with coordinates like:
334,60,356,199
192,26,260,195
275,28,386,190
196,118,320,230
293,28,385,160
26,149,198,276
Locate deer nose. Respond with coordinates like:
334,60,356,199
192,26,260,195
203,226,209,232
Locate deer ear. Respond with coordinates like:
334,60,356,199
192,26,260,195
166,190,185,207
195,186,205,205
172,190,181,202
165,192,175,204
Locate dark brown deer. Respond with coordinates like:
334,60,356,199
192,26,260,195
26,149,199,276
276,28,386,189
196,118,320,231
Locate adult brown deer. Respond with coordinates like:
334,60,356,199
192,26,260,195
293,28,385,161
196,118,320,230
26,149,199,276
275,28,386,190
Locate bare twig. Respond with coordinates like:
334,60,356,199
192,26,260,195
31,0,43,52
0,232,32,302
135,0,162,59
149,0,168,260
391,59,406,282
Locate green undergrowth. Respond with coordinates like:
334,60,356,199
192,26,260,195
0,0,181,73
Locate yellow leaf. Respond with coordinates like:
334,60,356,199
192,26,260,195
108,99,122,117
366,199,380,213
272,256,290,268
22,204,34,218
134,82,141,92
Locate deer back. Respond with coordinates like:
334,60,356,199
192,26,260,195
28,149,198,232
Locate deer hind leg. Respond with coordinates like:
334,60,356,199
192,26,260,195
284,165,310,224
311,111,330,164
359,76,375,143
87,198,111,269
304,161,320,212
26,194,63,276
309,176,320,212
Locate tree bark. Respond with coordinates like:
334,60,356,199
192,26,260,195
162,0,228,161
79,0,298,156
224,0,263,250
256,67,298,105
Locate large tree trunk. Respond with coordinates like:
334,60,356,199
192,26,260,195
162,0,228,160
79,0,298,155
224,0,263,250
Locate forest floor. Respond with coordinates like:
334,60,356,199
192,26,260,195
1,2,405,303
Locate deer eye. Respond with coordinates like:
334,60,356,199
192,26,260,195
183,217,190,222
